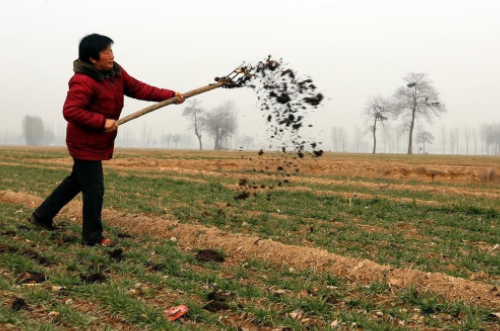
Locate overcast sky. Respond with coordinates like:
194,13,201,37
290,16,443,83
0,0,498,152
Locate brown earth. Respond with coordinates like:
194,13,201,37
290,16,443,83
2,189,500,309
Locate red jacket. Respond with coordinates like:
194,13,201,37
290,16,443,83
63,60,175,160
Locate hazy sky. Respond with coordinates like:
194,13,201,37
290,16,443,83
0,0,498,152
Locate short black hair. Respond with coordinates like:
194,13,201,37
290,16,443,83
78,34,114,64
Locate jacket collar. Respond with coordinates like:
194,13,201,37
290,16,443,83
73,59,122,81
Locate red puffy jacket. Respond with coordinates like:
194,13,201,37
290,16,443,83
63,60,175,160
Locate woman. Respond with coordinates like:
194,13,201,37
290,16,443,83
28,33,184,246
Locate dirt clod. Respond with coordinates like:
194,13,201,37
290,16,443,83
195,249,225,263
0,243,17,253
234,191,250,200
15,271,46,284
19,249,50,266
11,298,28,311
108,248,124,262
80,273,107,283
203,300,230,312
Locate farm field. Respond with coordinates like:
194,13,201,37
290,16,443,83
1,146,500,330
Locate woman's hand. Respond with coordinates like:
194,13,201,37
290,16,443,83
104,119,118,132
175,91,185,104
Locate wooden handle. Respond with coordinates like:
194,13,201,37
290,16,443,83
117,81,224,126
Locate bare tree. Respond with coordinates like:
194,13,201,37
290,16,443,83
354,126,363,153
416,130,434,154
362,95,392,154
204,100,238,150
240,136,254,150
454,127,460,154
331,126,347,152
440,124,447,155
472,129,478,155
392,73,446,154
463,126,471,155
449,129,457,155
172,134,182,148
162,133,173,148
182,99,205,150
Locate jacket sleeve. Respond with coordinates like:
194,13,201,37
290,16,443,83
121,66,176,101
63,75,106,129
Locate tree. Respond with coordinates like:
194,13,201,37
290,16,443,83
463,126,471,155
240,136,254,150
204,100,238,150
22,115,45,146
331,126,347,152
449,128,457,155
172,134,182,148
182,99,205,150
354,127,363,153
162,133,173,148
453,127,460,154
440,124,447,155
416,130,434,153
363,95,392,154
472,129,478,155
392,73,446,154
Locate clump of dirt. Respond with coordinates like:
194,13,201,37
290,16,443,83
118,232,131,239
11,298,28,311
234,191,250,200
1,230,17,236
15,271,46,284
0,243,17,253
108,248,124,262
17,225,32,231
80,273,107,284
207,289,231,302
19,248,50,266
195,249,225,263
203,300,230,312
238,178,248,186
146,261,165,271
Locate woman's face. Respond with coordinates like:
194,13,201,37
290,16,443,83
91,45,114,71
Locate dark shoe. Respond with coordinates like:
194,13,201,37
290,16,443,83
28,214,56,231
83,238,117,247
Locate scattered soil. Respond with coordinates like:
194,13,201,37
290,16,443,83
233,191,250,200
15,271,46,284
108,248,124,262
207,290,231,302
146,262,165,271
117,232,131,239
223,56,324,155
195,249,225,263
80,273,107,284
0,243,17,253
19,248,50,266
203,300,230,312
11,298,28,311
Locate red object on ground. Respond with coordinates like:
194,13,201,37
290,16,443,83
164,305,189,321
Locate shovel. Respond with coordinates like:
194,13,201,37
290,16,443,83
116,64,250,126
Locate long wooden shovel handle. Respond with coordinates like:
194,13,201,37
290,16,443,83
116,81,224,126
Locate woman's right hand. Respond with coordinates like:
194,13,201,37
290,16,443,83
104,119,118,132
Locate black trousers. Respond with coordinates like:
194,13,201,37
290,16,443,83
34,158,104,244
